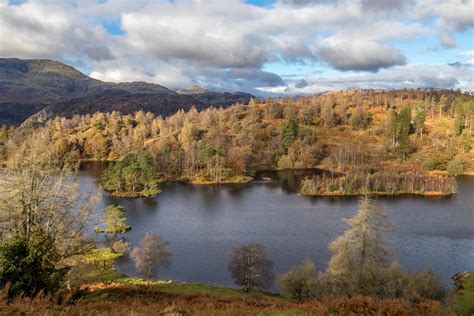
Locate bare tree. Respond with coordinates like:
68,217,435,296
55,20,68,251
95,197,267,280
131,232,172,285
227,243,274,292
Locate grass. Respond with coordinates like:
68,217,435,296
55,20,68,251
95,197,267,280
455,271,474,315
83,271,284,300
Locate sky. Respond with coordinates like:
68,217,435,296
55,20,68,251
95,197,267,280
0,0,473,95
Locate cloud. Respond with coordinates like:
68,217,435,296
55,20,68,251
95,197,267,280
361,0,412,11
280,63,473,94
278,0,334,6
316,38,406,71
415,0,474,47
0,0,114,60
0,0,472,94
447,50,474,68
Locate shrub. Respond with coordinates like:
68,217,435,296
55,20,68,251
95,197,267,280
422,159,436,171
278,259,317,301
111,239,130,255
0,228,62,299
447,159,464,176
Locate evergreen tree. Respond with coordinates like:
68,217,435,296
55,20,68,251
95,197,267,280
0,228,62,299
102,204,131,233
387,111,399,147
101,153,160,197
282,118,299,150
461,131,471,153
414,108,426,139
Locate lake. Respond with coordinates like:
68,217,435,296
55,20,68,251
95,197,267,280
80,163,474,290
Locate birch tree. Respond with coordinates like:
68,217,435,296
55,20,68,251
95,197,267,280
131,232,171,285
227,243,274,292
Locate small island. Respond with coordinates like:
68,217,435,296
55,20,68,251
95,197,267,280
100,153,161,198
300,167,456,197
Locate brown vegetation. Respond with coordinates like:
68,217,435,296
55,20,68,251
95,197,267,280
0,283,455,315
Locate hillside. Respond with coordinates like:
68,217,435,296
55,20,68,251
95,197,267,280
3,88,472,196
0,58,253,126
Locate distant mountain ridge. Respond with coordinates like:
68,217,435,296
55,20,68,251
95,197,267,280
0,58,253,126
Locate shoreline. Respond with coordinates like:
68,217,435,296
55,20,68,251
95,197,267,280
85,161,467,198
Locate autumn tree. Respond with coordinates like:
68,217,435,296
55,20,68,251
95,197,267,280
321,97,336,127
350,106,369,130
227,243,274,292
131,233,172,285
0,129,94,257
328,195,391,278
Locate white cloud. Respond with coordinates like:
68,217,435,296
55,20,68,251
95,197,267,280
0,0,472,94
282,63,473,94
415,0,474,47
316,38,406,71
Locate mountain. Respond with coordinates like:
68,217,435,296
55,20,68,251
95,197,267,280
0,58,253,126
178,85,253,107
177,85,209,95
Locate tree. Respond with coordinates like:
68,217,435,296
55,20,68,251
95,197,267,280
278,259,317,301
461,131,471,153
387,110,400,147
110,238,130,255
0,228,62,299
131,233,171,285
227,243,274,292
414,108,425,139
102,204,131,233
317,195,446,300
328,195,391,277
394,107,413,161
350,106,368,130
101,153,160,197
282,118,299,150
0,129,94,257
447,158,464,176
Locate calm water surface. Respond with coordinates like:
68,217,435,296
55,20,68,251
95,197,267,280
80,163,474,290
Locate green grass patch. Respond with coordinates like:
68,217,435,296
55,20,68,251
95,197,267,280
456,271,474,315
85,271,286,301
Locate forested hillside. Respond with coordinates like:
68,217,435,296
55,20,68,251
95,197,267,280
0,58,253,126
1,88,472,196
